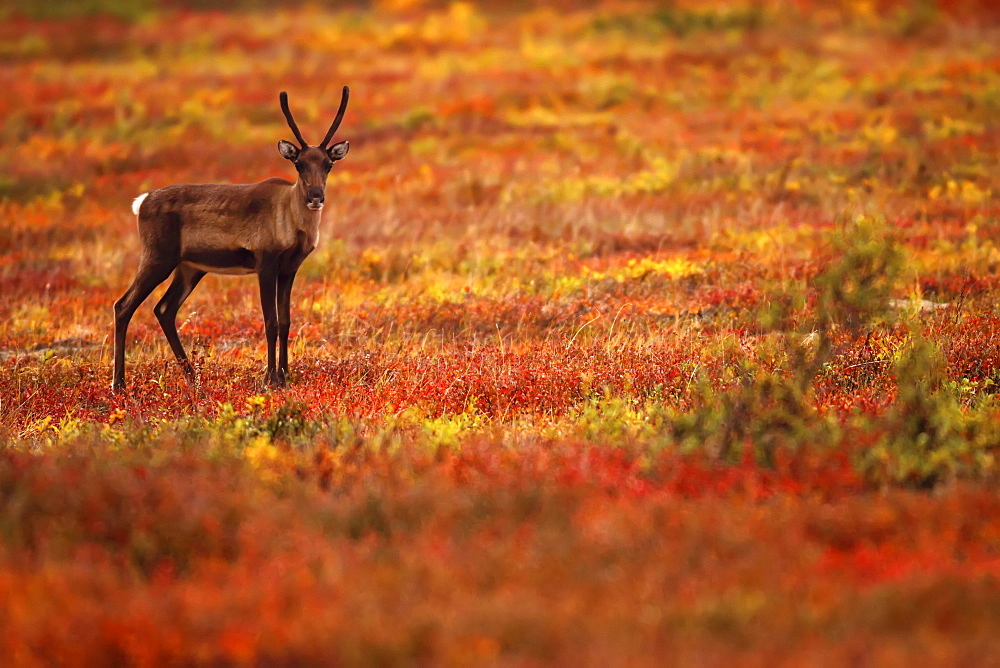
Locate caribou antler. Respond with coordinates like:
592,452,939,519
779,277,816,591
319,86,350,149
279,91,308,148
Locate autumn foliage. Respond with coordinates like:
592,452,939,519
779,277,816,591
1,0,1000,663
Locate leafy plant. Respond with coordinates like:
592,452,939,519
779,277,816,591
856,334,998,488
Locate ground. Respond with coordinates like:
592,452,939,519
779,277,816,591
1,0,999,664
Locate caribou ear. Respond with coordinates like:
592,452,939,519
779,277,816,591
327,140,349,161
278,140,300,161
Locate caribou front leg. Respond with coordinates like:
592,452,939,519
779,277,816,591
276,270,297,385
257,265,283,388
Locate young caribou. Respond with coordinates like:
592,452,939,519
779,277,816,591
112,87,351,391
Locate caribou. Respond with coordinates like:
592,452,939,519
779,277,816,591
112,87,351,391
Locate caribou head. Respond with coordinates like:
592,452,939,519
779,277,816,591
277,86,351,211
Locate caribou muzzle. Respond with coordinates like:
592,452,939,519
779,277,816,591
306,186,325,210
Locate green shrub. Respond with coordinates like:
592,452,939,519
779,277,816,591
856,335,999,488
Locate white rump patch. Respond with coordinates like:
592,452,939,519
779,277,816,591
131,192,149,216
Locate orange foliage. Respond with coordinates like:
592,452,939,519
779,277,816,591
1,0,1000,663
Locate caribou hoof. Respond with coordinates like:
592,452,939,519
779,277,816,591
263,371,287,389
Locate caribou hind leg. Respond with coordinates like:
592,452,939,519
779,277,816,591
256,265,284,388
153,263,206,380
112,257,178,391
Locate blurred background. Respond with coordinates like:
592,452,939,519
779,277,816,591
2,1,996,243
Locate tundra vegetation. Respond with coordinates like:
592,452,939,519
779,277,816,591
1,0,999,664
